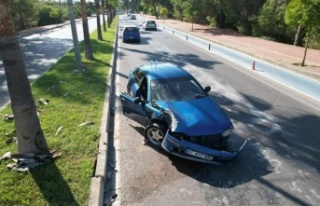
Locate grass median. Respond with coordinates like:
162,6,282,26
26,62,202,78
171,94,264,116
0,16,118,205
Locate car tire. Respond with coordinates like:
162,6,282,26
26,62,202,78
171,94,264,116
145,122,166,147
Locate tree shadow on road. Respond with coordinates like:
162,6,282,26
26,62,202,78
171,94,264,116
118,47,221,69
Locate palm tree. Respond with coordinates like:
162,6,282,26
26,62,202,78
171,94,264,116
0,0,49,154
101,0,107,32
95,0,103,40
81,0,94,60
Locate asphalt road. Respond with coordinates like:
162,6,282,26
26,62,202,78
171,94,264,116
104,14,320,206
0,17,98,109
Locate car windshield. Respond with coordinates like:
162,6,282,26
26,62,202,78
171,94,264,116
151,77,206,101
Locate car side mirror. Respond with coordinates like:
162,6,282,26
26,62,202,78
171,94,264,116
204,86,211,93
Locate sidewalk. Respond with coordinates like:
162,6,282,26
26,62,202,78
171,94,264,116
146,16,320,82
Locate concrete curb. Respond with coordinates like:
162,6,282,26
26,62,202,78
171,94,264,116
88,22,119,206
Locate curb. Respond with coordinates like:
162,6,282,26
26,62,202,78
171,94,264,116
88,22,119,206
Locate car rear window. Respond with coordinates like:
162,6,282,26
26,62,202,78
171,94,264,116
147,21,155,24
124,27,139,31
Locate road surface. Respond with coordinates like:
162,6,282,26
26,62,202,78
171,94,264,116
104,14,320,206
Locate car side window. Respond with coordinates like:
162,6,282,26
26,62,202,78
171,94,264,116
132,70,148,100
139,78,148,101
133,70,145,85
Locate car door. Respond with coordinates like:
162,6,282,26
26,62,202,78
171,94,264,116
120,74,149,126
120,92,149,126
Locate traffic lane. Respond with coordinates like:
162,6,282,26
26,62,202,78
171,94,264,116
112,28,320,205
112,33,270,205
20,17,99,81
171,32,320,204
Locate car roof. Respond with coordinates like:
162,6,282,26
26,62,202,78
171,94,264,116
139,63,191,80
123,25,138,28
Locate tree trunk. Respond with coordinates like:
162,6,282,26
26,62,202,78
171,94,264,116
0,0,49,154
301,28,311,66
95,0,103,40
101,0,106,32
106,1,111,27
153,3,158,19
191,16,194,32
294,25,304,46
19,14,26,30
81,0,94,60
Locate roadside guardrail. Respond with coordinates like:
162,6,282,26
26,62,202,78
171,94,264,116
158,24,320,101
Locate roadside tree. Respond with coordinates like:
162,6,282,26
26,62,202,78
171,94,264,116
285,0,320,66
95,0,103,40
160,7,168,22
258,0,294,43
0,0,49,154
81,0,94,60
10,0,39,30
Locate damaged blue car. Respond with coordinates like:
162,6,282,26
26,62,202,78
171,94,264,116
120,63,246,165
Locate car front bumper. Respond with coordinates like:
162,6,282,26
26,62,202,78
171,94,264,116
161,132,247,165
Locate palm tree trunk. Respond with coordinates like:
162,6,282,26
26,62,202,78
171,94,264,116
81,0,94,60
95,0,103,40
0,0,49,154
101,0,107,32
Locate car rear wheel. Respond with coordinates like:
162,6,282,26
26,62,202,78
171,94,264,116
145,123,166,147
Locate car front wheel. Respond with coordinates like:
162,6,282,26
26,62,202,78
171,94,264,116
145,123,166,147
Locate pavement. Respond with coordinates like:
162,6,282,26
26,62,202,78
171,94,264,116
144,15,320,82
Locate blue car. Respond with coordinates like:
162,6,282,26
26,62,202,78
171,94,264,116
122,25,140,43
120,63,246,164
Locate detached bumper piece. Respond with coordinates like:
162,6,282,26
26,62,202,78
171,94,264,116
161,133,247,165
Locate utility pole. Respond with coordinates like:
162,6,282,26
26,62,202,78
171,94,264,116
67,0,83,72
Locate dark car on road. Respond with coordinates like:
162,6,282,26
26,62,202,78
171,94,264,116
122,25,140,43
120,63,246,164
130,14,136,20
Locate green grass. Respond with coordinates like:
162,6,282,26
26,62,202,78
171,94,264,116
0,16,118,205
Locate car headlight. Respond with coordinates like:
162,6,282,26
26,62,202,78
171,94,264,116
222,128,234,137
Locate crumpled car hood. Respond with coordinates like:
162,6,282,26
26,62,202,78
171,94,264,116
156,97,232,136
